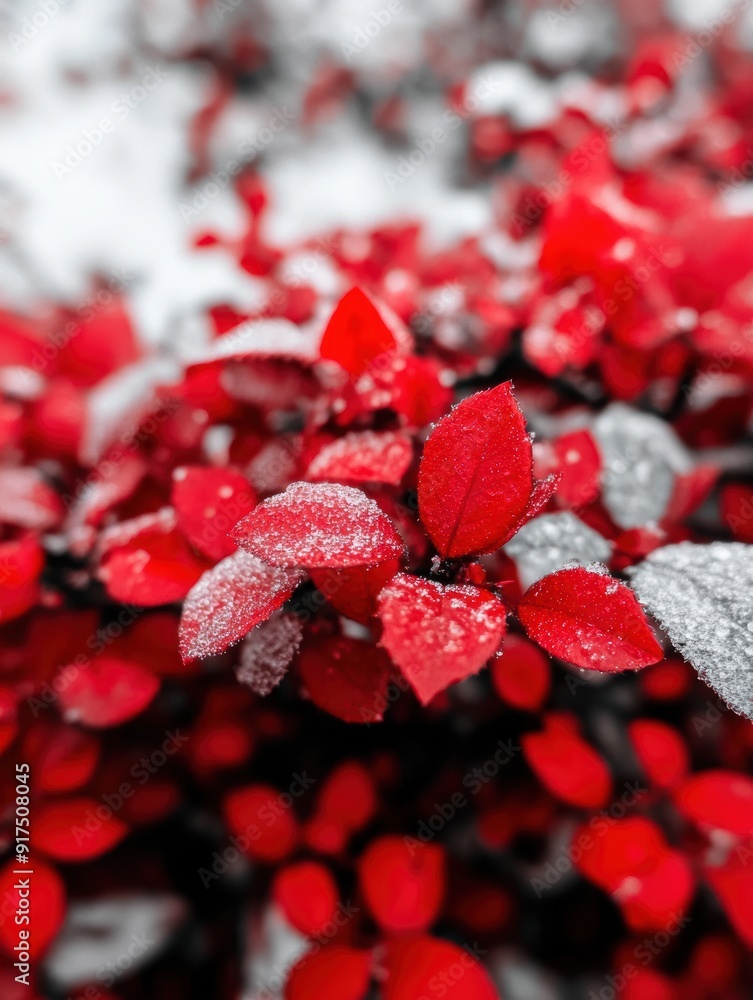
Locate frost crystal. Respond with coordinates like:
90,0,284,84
593,404,692,529
504,512,613,589
236,613,303,696
629,542,753,720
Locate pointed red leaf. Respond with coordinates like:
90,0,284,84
378,574,507,704
172,465,257,561
232,482,405,568
320,287,398,376
179,550,303,661
517,566,663,671
299,636,393,723
418,383,535,558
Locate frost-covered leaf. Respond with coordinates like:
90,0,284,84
418,382,535,558
232,482,405,568
517,565,663,672
305,430,413,486
180,551,304,661
236,612,303,696
593,403,692,529
629,541,753,719
378,574,507,704
504,512,613,589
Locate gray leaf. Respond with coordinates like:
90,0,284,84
629,542,753,719
504,512,612,590
593,404,692,529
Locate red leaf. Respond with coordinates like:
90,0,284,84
273,861,339,936
522,712,612,809
384,937,499,1000
359,836,445,933
418,383,535,557
628,719,689,789
517,566,663,671
223,784,298,862
673,770,753,836
705,859,753,948
318,761,376,833
179,550,303,661
23,724,100,793
490,634,551,712
0,859,65,959
97,509,207,606
305,430,413,486
309,559,400,624
0,533,43,625
232,482,405,568
378,574,507,704
299,636,393,723
285,945,372,1000
172,465,257,561
319,287,398,376
32,797,128,861
57,658,160,728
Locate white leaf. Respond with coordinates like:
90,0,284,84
629,542,753,719
593,404,692,530
504,512,612,589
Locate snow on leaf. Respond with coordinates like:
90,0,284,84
305,430,413,486
236,612,303,696
377,573,507,704
593,403,692,530
517,565,664,672
418,382,535,558
505,512,613,589
232,481,405,568
179,550,304,662
629,541,753,720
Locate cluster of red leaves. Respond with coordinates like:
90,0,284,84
3,25,753,1000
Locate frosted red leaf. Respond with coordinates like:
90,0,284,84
299,636,393,723
358,836,445,933
179,550,303,661
97,509,208,607
236,612,303,696
223,784,298,862
172,465,257,561
517,566,663,671
232,482,405,568
378,574,507,705
305,430,413,486
285,945,372,1000
417,382,535,558
31,797,128,862
272,860,339,936
57,658,160,728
